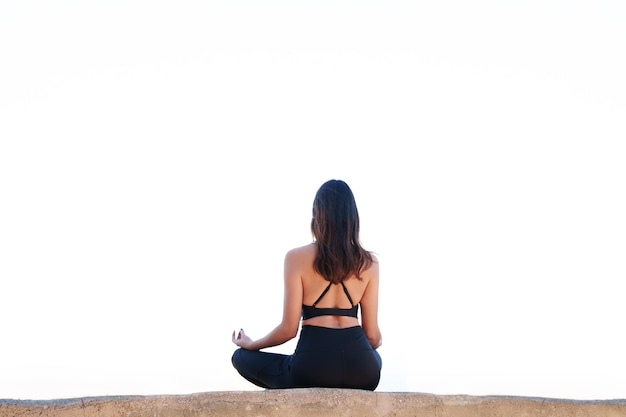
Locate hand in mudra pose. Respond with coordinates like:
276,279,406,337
232,329,253,350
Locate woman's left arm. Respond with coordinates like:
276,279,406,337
232,250,303,350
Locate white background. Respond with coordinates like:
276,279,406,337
1,0,625,401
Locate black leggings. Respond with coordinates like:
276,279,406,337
231,325,382,390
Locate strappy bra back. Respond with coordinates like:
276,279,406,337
301,281,359,320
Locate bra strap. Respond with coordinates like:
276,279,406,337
312,282,332,307
341,281,355,307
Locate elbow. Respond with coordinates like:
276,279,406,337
365,329,382,349
287,327,299,340
369,336,382,350
282,322,299,341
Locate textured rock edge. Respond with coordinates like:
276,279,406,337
2,389,626,417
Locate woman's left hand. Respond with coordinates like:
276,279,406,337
232,328,254,350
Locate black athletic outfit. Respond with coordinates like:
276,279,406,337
231,282,382,390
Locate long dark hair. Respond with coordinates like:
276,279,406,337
311,179,374,283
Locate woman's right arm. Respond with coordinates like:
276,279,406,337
360,258,382,349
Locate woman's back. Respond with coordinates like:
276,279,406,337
288,243,380,342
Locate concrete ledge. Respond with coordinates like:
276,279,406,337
2,389,626,417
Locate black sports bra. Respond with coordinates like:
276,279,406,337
301,281,359,320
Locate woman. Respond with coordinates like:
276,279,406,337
231,179,382,390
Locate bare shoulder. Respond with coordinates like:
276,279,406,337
362,253,380,279
285,243,316,264
370,252,379,264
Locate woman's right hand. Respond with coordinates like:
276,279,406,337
232,328,254,350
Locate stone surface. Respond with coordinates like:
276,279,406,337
2,389,626,417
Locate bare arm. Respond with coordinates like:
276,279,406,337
232,250,303,350
360,258,382,349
